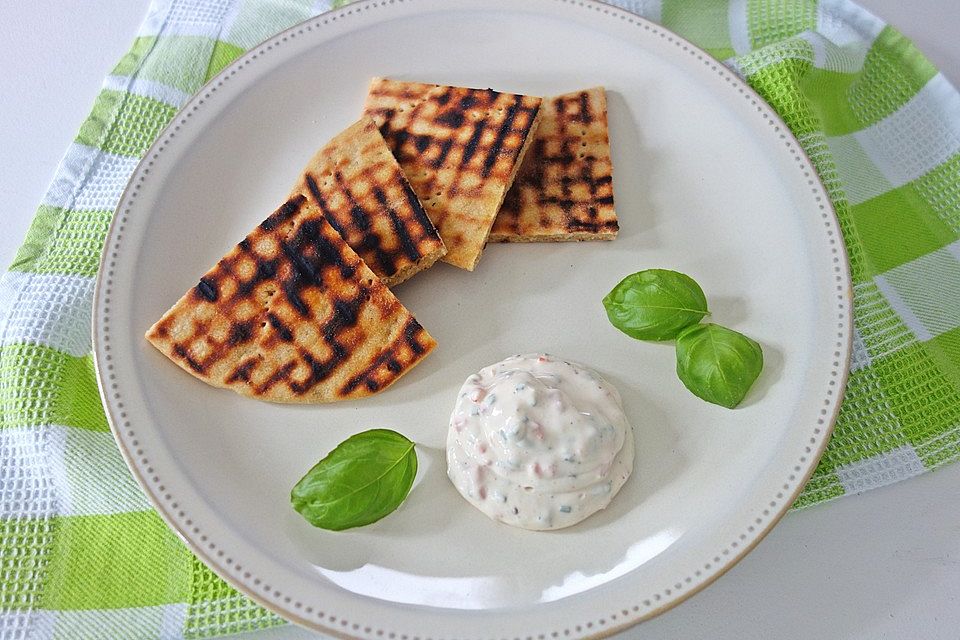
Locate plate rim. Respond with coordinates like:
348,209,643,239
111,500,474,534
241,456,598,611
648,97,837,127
92,0,854,637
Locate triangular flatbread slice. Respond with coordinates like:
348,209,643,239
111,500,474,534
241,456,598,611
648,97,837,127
289,118,445,286
363,77,542,270
489,87,618,242
145,194,436,403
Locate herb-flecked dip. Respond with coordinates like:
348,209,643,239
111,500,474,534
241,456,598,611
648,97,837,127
446,354,634,530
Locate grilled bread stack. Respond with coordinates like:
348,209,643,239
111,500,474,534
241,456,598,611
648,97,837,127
147,79,618,403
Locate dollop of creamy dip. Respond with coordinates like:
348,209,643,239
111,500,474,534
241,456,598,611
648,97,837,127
446,354,634,530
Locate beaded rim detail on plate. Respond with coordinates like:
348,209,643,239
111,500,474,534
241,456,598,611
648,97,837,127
92,0,852,638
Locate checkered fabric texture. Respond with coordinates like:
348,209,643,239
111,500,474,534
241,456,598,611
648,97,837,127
1,0,958,637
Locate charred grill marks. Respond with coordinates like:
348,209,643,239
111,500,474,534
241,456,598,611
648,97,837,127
483,95,530,177
256,361,297,395
286,290,367,395
228,321,254,346
295,219,357,281
405,319,427,355
226,357,259,383
155,185,433,401
267,312,294,342
195,278,218,302
260,196,305,231
578,91,591,123
374,186,420,263
366,80,544,266
173,344,204,373
339,318,429,395
567,219,619,232
461,121,487,167
334,171,373,233
295,122,442,283
331,169,397,278
432,138,455,169
494,89,616,237
436,109,465,129
282,237,322,288
401,179,437,240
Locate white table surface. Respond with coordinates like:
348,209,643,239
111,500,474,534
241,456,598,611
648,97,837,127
2,1,958,638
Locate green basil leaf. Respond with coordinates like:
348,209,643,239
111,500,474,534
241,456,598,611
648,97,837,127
602,269,709,341
675,323,763,409
291,429,417,531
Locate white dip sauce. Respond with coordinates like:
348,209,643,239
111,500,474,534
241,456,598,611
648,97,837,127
446,354,634,530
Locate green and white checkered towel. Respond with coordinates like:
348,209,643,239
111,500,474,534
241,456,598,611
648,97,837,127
1,0,958,637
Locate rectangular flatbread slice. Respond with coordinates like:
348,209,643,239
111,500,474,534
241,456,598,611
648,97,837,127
290,118,445,286
145,194,436,403
489,87,618,242
364,77,542,270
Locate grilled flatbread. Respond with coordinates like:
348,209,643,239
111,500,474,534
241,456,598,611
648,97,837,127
364,77,542,271
489,87,618,242
290,118,445,286
145,194,436,403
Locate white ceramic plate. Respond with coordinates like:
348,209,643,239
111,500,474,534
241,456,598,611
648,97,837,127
93,0,852,637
